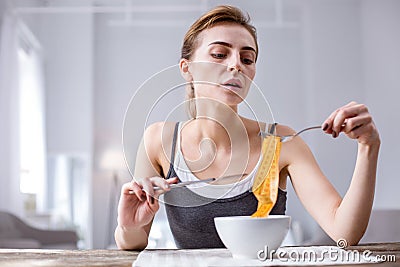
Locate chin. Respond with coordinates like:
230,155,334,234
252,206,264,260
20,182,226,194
222,97,245,107
224,92,246,105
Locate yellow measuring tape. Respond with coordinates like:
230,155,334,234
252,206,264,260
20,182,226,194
251,128,282,218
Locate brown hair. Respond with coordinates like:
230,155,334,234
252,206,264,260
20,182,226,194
181,5,258,118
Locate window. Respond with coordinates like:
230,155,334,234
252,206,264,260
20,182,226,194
18,38,47,212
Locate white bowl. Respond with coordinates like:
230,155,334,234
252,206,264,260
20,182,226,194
214,215,291,259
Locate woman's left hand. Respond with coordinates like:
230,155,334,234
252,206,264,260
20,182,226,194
322,101,380,145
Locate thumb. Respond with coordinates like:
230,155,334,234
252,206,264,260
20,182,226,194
166,177,179,185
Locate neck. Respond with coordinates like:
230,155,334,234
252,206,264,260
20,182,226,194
190,98,247,149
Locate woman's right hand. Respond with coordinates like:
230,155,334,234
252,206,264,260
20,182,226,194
117,176,178,230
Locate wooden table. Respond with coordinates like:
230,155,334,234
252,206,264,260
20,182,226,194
0,249,138,267
0,242,398,267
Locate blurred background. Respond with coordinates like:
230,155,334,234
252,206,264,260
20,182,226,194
0,0,399,249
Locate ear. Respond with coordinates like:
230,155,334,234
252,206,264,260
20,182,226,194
179,58,193,82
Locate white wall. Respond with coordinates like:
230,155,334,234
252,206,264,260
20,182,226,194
361,0,400,209
0,1,7,22
38,12,93,154
32,0,94,247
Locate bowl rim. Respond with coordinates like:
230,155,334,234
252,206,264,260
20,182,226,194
214,215,290,222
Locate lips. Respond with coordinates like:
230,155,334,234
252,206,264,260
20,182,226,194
221,78,243,90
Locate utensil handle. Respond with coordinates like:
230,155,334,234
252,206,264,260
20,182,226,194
128,177,215,194
166,177,215,189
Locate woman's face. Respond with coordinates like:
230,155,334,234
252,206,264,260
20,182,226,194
183,23,257,106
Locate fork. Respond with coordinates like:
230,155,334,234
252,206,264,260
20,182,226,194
129,174,246,194
260,125,322,142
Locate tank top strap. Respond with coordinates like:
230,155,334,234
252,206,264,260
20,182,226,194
267,122,278,135
165,122,180,179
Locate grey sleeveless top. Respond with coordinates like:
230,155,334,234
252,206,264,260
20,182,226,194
163,122,287,249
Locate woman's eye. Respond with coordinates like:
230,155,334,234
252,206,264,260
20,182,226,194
242,58,254,65
211,53,226,59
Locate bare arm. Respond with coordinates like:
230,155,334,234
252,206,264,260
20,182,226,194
115,216,153,250
284,102,380,245
331,142,379,244
115,122,177,250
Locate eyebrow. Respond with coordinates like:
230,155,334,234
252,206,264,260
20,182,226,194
208,41,256,54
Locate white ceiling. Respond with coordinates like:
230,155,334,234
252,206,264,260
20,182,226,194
10,0,301,29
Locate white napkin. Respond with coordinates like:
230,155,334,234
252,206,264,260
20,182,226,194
133,246,381,267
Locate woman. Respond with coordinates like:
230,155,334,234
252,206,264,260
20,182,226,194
115,5,380,250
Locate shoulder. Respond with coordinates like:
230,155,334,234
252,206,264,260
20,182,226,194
143,121,176,136
255,121,296,136
143,121,177,144
276,124,296,136
142,121,179,157
276,123,309,151
276,123,315,168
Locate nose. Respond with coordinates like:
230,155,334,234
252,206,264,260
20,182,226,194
227,54,242,73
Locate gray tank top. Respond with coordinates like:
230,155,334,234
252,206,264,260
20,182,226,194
164,122,287,249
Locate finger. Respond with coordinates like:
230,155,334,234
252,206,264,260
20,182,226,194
147,195,159,210
166,177,179,185
121,180,138,192
331,104,366,137
150,177,179,197
130,181,146,201
140,179,156,203
344,123,370,140
322,101,359,133
342,115,371,134
153,189,164,201
149,177,173,191
332,105,359,129
148,178,178,200
343,101,358,108
121,181,145,201
322,109,339,134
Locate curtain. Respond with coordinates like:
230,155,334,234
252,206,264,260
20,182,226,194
0,13,47,215
0,13,23,215
18,29,47,212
